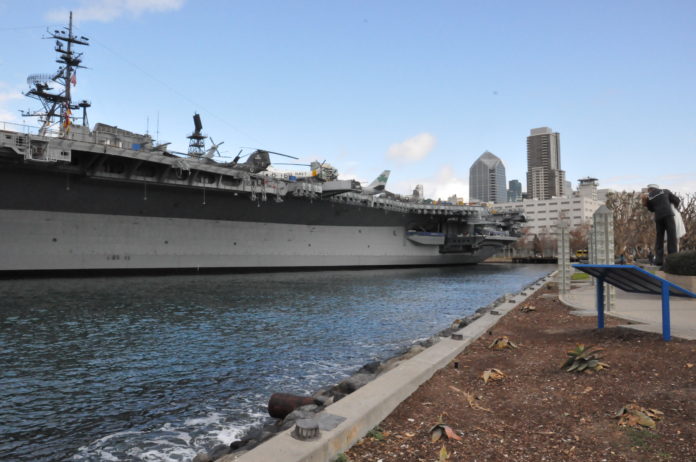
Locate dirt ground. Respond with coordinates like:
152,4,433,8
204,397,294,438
344,285,696,462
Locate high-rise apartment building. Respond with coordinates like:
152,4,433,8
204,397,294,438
469,151,507,203
507,179,522,202
526,127,566,200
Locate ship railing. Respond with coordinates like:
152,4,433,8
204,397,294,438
0,121,154,150
0,121,44,135
329,192,484,215
0,121,72,139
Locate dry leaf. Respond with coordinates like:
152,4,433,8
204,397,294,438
481,368,505,383
686,363,694,368
463,390,491,412
439,444,450,461
488,336,518,350
430,424,462,442
581,386,593,394
448,385,491,412
443,425,462,441
431,426,443,442
616,403,663,428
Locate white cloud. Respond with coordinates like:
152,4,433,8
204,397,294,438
387,132,436,162
46,0,185,23
393,165,469,201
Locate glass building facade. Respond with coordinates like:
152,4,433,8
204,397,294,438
469,151,507,203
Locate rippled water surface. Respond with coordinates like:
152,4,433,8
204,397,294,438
0,264,552,461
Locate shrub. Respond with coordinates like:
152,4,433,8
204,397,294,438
664,250,696,276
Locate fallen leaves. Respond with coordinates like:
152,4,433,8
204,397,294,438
489,336,518,350
481,368,506,384
615,403,663,429
520,304,536,313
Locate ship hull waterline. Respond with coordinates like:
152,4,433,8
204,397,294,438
0,209,505,277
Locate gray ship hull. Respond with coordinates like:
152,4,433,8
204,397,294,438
0,209,500,275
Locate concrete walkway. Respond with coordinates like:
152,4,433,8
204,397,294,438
560,282,696,340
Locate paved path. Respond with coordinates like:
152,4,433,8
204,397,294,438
560,282,696,340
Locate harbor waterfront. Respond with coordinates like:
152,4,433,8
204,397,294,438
0,264,552,461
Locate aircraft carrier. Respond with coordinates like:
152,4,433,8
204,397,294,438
0,14,524,276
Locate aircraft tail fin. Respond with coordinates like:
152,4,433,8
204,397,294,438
366,170,390,192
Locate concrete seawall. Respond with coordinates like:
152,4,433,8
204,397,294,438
218,272,555,462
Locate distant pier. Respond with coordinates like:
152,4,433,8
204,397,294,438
511,256,558,264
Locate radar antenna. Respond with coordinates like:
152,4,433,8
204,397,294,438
187,113,207,156
22,11,90,136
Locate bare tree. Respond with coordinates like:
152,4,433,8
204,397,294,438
511,226,533,256
606,191,696,258
676,192,696,251
537,231,557,257
569,223,591,253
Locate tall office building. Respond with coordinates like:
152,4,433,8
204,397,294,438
507,179,522,202
526,127,566,200
469,151,507,203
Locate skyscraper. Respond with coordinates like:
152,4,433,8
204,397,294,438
526,127,566,200
507,179,522,202
469,151,507,203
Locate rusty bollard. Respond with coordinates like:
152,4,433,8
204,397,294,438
267,393,320,419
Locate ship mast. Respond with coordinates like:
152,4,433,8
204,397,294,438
23,11,91,136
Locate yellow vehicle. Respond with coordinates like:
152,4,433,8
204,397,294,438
575,249,588,259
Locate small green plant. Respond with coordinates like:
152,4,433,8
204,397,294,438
571,272,590,281
561,344,609,373
333,453,351,462
367,426,385,441
664,250,696,276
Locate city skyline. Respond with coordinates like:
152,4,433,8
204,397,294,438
1,1,694,200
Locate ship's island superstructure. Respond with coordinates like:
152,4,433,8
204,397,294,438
0,14,524,276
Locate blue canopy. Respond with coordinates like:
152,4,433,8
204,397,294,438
573,264,696,298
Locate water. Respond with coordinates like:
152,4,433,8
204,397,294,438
0,264,552,461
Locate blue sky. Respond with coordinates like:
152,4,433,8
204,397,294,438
1,0,695,199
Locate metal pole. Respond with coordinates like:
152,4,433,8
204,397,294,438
661,281,671,341
596,276,605,329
